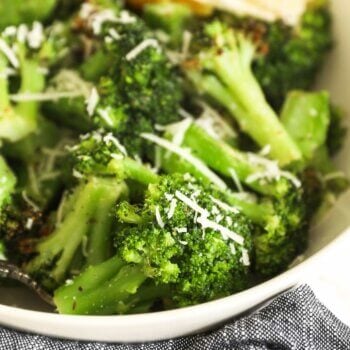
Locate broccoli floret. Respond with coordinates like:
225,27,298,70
24,131,160,290
253,2,332,108
183,20,302,166
281,90,349,197
0,156,16,210
0,22,65,143
327,105,347,156
70,2,183,156
69,131,159,185
24,176,128,290
143,2,192,46
54,173,253,314
153,118,297,198
42,70,94,133
141,131,308,277
0,0,57,29
0,195,47,265
0,157,40,266
280,90,330,162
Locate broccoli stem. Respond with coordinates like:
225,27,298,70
25,177,124,287
109,157,159,185
181,123,290,197
80,51,112,82
0,55,10,111
207,46,302,166
86,181,128,266
280,91,330,161
0,156,16,209
54,261,147,315
0,45,46,142
225,192,273,226
158,150,275,226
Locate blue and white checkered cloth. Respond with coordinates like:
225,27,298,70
0,285,349,349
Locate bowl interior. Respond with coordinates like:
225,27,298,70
0,0,349,313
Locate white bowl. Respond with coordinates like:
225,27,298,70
1,0,349,342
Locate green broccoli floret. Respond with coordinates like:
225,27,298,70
183,20,302,166
42,70,94,133
327,105,347,156
0,156,16,210
151,118,297,198
281,90,349,197
0,194,47,265
253,1,332,108
141,130,308,277
0,157,40,266
143,2,192,46
0,0,57,29
53,173,253,314
0,22,65,143
24,175,128,290
24,131,161,290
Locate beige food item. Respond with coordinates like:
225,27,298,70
127,0,309,25
126,0,213,16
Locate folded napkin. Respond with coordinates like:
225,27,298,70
0,285,349,350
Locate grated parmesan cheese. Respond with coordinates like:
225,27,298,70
25,218,34,230
229,168,243,192
126,39,161,61
16,24,28,43
103,133,128,156
168,118,193,147
108,28,121,41
197,215,244,245
27,22,44,49
240,248,250,266
210,196,240,214
155,206,165,228
141,133,227,190
97,108,114,127
72,168,84,179
0,38,19,68
167,199,178,219
175,190,209,218
86,87,99,116
246,153,301,188
181,30,192,58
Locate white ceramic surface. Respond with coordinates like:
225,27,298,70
0,0,349,342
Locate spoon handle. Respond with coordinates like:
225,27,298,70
0,260,54,306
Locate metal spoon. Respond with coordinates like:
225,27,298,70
0,260,54,306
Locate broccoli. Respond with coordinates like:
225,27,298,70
252,1,333,108
152,118,298,198
0,156,16,210
24,175,128,290
43,1,183,156
0,155,43,266
54,173,253,314
0,195,47,265
0,22,65,143
42,70,94,133
327,105,348,156
0,0,57,29
281,90,349,196
141,128,308,277
24,131,159,290
183,20,302,166
143,2,192,46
